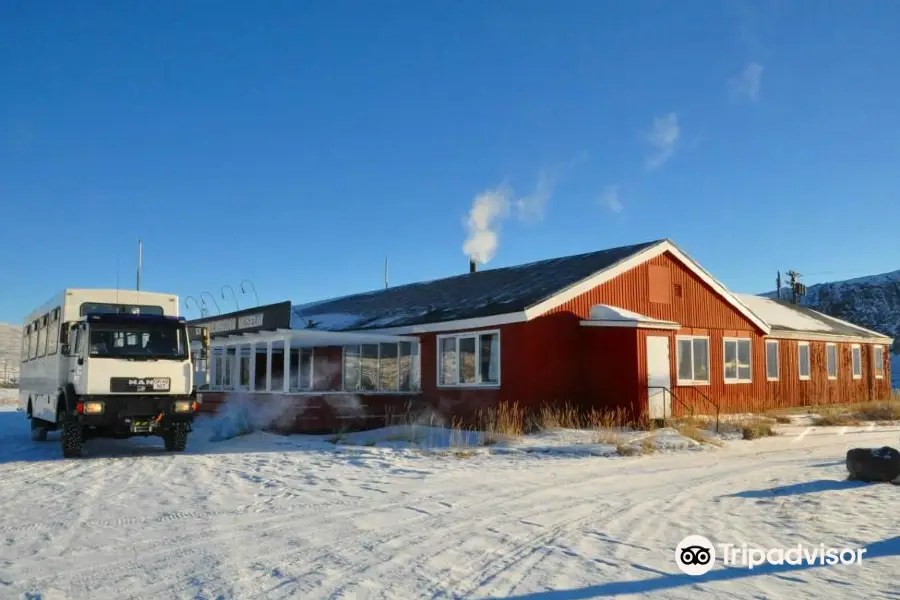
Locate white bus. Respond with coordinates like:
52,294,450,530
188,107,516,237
20,289,198,457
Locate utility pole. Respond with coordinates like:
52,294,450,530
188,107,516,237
785,270,807,305
136,239,143,291
384,256,389,289
776,271,782,300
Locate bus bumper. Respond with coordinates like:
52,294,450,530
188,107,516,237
75,395,196,436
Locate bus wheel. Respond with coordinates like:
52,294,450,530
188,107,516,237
30,418,48,442
61,422,83,458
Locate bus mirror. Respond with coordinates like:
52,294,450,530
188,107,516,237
60,343,71,356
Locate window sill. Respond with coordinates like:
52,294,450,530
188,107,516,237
852,375,862,380
766,377,779,382
799,376,811,381
675,380,710,386
875,375,885,380
827,376,837,381
437,383,501,389
724,379,752,384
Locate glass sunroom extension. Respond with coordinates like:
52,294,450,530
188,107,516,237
206,328,421,394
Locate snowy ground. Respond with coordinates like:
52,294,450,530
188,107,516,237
0,405,899,599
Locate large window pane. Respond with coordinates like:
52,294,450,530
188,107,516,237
692,338,709,382
799,344,810,378
399,342,413,391
677,339,693,381
344,346,360,391
874,346,885,376
851,346,862,378
300,349,313,389
479,333,499,384
766,341,779,379
458,337,477,384
826,345,837,378
440,337,457,385
737,340,751,380
724,340,737,380
379,343,399,391
360,344,378,390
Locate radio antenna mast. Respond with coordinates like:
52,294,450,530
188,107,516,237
136,239,142,291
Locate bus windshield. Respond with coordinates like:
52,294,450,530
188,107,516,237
88,321,188,360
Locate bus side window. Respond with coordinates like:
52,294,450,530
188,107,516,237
22,325,31,362
29,322,38,360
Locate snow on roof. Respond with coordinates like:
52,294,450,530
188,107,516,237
734,293,891,340
587,304,676,324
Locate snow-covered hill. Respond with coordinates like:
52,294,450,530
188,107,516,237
0,322,21,384
764,270,900,388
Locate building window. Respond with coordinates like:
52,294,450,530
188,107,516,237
765,340,779,381
826,343,838,380
874,345,885,379
676,336,710,385
290,348,313,391
798,342,811,380
723,338,752,383
851,345,862,379
344,342,420,392
437,331,500,387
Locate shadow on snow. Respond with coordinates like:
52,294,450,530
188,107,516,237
475,535,900,600
725,479,873,499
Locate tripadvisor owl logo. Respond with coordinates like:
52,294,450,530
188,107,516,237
675,535,716,576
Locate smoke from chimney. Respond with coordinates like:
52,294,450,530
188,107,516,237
462,184,512,267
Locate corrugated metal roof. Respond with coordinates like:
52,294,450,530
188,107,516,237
291,240,664,331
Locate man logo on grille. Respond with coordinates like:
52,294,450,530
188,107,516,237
675,535,716,576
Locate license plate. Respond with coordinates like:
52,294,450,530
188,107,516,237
151,378,169,391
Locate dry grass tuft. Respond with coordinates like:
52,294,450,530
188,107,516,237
812,413,861,427
809,399,900,427
476,401,525,443
616,437,656,456
452,450,476,459
675,422,724,447
740,419,777,440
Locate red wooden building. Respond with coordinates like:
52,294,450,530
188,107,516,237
196,239,893,430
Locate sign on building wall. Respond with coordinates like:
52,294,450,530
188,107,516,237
187,301,293,338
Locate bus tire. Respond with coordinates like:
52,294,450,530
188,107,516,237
163,424,189,452
61,422,83,458
30,418,48,442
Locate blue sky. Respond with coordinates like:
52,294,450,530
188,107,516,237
2,1,899,323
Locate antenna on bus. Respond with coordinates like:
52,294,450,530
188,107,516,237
136,239,142,291
116,257,121,302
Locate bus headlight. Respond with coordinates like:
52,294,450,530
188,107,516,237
83,401,104,414
174,400,193,412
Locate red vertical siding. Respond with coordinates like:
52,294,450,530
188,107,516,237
404,251,893,422
581,326,641,416
764,340,892,407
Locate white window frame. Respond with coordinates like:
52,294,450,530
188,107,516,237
765,339,779,381
825,343,838,380
436,329,501,388
851,344,862,380
873,345,885,379
343,341,421,393
798,342,811,381
675,335,711,386
723,337,752,384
